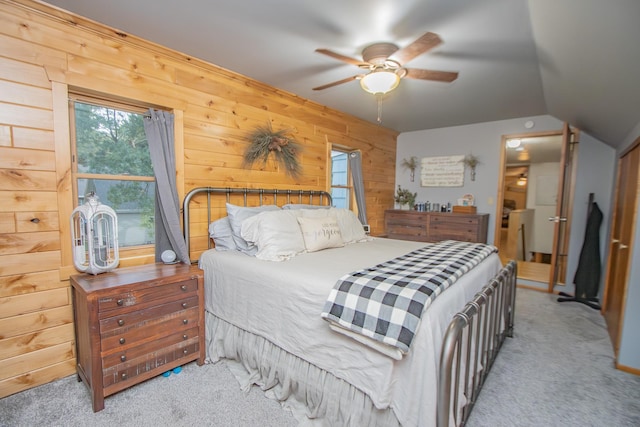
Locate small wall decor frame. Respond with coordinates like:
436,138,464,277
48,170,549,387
243,122,302,178
70,193,119,275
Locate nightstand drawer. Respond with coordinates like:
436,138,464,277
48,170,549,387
102,327,199,368
102,339,200,388
97,278,198,314
100,306,200,353
99,296,199,333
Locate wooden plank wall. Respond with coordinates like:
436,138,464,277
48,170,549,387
0,0,398,397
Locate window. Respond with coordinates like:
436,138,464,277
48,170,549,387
330,150,351,209
70,95,155,249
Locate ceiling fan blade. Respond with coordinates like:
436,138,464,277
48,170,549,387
390,32,442,65
405,68,459,82
315,49,368,67
312,75,361,91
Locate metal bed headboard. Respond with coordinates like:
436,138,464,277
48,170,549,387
182,187,332,262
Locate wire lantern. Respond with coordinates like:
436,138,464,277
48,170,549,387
70,193,119,275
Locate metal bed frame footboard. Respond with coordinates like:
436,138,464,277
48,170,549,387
437,260,517,427
182,187,332,262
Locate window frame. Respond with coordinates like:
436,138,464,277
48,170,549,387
68,93,155,255
330,147,355,210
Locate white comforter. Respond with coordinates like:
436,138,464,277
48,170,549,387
200,237,502,426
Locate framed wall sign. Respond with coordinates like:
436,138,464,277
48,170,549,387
421,155,465,187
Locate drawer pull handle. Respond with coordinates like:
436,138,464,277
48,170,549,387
117,299,124,306
183,319,188,325
182,302,188,308
121,373,127,379
183,349,188,354
30,217,40,223
119,338,126,345
183,334,188,340
118,319,125,326
120,355,126,362
180,285,187,291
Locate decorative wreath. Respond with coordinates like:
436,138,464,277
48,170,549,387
243,122,302,178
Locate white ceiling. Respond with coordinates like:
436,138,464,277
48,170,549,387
42,0,640,149
506,135,562,165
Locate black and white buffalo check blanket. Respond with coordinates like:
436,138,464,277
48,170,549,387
321,240,497,353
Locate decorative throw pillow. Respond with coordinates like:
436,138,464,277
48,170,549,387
241,210,306,261
330,208,369,244
226,203,281,255
208,216,237,251
296,215,344,252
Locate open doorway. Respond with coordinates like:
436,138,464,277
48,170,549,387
494,128,576,288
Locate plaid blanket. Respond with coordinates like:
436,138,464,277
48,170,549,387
321,240,497,353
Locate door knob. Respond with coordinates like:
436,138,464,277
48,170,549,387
548,216,567,222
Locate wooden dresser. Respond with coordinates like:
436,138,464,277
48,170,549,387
70,263,205,412
384,209,489,243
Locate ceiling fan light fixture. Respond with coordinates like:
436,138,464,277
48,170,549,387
360,70,400,94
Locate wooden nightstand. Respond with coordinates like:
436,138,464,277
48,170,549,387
70,263,205,412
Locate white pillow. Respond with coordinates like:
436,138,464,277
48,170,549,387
329,208,369,244
297,215,344,252
208,216,237,251
283,203,330,210
241,210,306,261
298,208,331,218
226,203,281,255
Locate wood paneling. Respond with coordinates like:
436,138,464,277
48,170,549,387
0,287,69,318
0,323,74,360
0,0,398,398
0,359,75,398
0,270,66,297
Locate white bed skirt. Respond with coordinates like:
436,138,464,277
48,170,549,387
206,312,401,427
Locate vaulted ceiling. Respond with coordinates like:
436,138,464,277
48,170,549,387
42,0,640,149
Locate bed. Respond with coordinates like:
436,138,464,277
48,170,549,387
183,187,516,427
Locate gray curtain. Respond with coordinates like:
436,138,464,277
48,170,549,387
143,109,190,264
349,151,368,225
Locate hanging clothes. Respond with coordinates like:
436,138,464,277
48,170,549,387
573,201,603,299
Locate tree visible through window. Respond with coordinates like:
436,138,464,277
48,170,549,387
71,96,155,248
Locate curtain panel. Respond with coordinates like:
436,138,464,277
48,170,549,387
143,109,190,264
349,151,368,226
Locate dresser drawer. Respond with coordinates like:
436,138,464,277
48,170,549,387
430,214,480,226
384,210,489,244
385,211,429,239
100,306,200,353
99,295,199,333
102,339,200,388
386,223,427,238
97,278,198,314
102,327,199,368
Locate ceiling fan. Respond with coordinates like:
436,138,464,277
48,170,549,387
313,32,459,93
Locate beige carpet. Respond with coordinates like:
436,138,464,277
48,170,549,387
1,288,639,426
